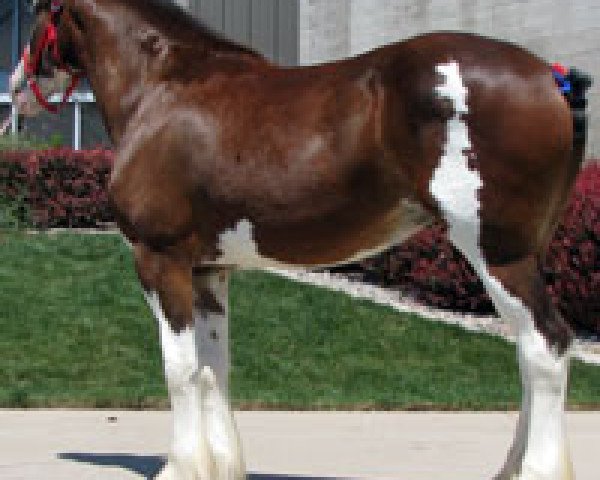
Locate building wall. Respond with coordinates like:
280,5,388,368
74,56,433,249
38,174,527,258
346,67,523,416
297,0,350,65
186,0,299,65
297,0,600,157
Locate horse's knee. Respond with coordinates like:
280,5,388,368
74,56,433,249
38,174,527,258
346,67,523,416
135,244,194,332
486,256,573,351
529,271,573,355
163,345,198,394
511,264,572,386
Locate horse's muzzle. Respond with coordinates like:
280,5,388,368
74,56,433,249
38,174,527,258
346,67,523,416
8,63,43,116
9,61,27,99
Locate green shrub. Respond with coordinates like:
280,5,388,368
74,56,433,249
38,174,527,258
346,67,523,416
0,192,30,230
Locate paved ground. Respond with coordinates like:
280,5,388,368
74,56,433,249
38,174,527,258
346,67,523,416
0,411,598,479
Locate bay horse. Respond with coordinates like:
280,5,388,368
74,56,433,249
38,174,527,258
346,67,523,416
10,1,592,479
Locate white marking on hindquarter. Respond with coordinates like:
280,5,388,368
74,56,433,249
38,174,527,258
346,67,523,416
429,61,571,478
429,61,481,245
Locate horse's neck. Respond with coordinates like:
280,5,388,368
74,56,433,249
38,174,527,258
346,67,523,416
77,10,157,140
77,0,251,143
84,49,146,142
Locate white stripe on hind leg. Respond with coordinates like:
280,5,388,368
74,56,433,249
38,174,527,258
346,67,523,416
487,283,573,480
430,60,573,480
515,320,573,480
495,387,530,479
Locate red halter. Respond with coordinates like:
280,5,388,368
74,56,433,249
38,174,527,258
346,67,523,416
23,0,81,114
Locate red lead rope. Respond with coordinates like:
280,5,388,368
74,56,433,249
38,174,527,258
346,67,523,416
23,4,81,114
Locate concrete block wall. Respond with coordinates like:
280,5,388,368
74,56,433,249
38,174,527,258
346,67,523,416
298,0,350,64
297,0,600,158
185,0,299,65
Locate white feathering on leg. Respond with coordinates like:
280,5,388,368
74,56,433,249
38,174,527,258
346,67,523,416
200,366,245,480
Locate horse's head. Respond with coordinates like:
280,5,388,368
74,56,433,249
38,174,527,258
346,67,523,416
10,0,83,116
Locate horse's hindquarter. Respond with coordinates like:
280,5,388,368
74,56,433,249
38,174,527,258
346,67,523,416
449,37,574,262
382,33,576,262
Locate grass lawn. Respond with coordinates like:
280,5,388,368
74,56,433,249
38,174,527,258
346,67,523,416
0,232,599,410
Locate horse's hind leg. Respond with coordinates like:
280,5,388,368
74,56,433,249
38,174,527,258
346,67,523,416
428,58,576,479
436,206,573,479
134,245,244,480
484,257,573,480
450,240,574,479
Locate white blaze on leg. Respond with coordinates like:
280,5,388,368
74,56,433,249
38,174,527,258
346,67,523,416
194,271,230,391
146,272,245,480
485,278,571,480
430,61,572,480
519,323,571,480
497,385,531,478
193,270,245,480
200,366,245,480
145,291,200,479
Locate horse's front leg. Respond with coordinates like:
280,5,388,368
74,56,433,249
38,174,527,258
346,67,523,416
192,266,245,480
134,245,245,480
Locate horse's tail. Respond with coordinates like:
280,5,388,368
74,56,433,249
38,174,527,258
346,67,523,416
566,68,593,165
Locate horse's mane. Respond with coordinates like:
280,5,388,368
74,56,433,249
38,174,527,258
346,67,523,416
124,0,262,57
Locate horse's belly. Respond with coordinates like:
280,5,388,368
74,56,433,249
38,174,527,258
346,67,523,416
208,198,433,270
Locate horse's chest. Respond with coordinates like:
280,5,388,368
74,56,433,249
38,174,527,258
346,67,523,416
109,154,196,246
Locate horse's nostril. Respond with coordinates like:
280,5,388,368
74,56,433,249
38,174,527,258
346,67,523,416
9,78,24,96
9,81,24,99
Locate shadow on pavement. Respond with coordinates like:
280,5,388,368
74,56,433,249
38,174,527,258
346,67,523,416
59,453,164,478
59,452,347,480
